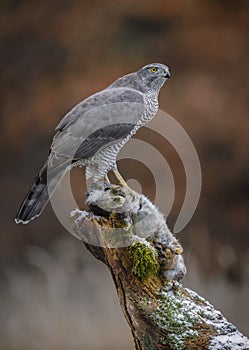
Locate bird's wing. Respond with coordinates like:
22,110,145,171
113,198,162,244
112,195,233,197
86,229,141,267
74,122,136,159
51,87,145,160
55,87,144,131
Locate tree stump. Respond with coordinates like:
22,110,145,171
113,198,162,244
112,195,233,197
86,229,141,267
69,182,249,350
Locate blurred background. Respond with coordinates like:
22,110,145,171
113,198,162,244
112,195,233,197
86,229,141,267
0,0,248,349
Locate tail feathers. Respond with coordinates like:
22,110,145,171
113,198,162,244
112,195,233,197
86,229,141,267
15,173,50,224
15,155,73,224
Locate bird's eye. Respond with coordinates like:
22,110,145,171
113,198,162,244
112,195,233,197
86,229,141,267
151,67,158,73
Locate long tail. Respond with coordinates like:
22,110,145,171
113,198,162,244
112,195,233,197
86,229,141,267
15,162,51,224
15,155,71,224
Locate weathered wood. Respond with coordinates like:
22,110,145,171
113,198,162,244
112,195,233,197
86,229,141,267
69,182,249,350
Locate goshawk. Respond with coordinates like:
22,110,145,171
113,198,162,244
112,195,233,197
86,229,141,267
15,63,170,224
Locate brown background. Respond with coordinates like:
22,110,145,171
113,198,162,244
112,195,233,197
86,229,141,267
0,1,248,349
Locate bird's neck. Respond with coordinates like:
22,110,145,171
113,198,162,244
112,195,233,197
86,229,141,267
108,72,147,93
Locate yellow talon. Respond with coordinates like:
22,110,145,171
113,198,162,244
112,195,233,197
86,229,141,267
165,248,172,258
174,246,183,255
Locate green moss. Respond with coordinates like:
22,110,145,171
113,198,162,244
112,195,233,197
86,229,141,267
137,296,153,310
129,240,160,282
151,287,198,350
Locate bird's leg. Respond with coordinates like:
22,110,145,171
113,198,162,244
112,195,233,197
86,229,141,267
103,175,110,184
112,169,127,187
112,169,139,198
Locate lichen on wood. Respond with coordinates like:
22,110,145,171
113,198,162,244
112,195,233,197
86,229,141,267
69,182,249,350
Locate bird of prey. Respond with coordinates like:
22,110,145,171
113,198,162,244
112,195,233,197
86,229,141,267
15,63,170,224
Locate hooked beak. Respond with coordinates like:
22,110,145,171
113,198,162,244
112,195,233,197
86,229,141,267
164,69,170,79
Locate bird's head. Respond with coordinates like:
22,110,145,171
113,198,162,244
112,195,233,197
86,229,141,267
138,63,170,92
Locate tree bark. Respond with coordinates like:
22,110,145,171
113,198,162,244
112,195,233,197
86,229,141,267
69,182,249,350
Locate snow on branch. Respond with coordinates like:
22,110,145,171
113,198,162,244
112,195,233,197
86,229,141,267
69,182,249,350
